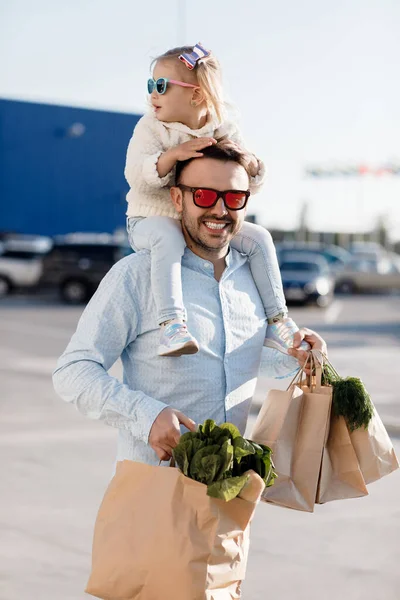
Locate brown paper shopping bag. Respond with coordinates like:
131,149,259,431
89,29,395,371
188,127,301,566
85,460,256,600
316,413,368,504
350,407,399,484
250,380,304,510
316,352,398,493
251,356,331,512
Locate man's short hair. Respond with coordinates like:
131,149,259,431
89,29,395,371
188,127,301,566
175,142,252,185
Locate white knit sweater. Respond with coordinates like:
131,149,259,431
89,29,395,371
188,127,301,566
124,113,266,219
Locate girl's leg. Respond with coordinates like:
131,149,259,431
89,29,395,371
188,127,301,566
232,222,310,354
231,222,287,320
128,216,187,324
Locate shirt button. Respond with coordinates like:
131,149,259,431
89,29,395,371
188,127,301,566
204,262,212,268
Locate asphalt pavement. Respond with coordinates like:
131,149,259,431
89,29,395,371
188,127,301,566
1,293,399,600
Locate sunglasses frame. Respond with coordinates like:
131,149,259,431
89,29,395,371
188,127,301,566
177,184,250,211
147,77,199,95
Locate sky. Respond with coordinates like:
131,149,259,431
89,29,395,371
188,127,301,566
1,0,399,239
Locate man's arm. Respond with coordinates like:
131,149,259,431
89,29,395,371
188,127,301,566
52,265,169,444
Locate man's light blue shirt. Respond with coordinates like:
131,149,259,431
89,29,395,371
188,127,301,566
53,248,298,466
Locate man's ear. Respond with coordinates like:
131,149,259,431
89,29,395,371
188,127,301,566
170,186,183,213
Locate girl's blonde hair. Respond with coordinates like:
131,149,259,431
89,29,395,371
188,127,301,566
153,45,226,124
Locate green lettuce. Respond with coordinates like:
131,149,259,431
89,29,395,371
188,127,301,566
172,419,277,501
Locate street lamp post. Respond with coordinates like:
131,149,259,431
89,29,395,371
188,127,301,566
177,0,186,45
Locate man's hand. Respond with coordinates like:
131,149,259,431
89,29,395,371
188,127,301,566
288,328,328,371
173,137,217,161
149,407,196,461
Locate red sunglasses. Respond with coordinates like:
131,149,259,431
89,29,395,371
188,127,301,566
177,185,250,211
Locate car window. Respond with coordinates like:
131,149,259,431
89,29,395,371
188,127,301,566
348,259,377,273
0,250,40,260
280,248,331,262
322,253,340,264
51,244,117,262
280,261,320,273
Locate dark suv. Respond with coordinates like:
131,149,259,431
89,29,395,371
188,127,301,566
40,239,131,303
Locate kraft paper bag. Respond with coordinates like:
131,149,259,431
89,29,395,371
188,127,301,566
350,407,399,485
251,359,331,512
315,352,398,487
317,414,369,504
85,460,256,600
251,383,305,510
291,371,332,511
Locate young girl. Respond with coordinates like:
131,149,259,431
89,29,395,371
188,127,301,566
124,43,309,357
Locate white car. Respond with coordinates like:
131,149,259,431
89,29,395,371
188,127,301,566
0,236,52,297
335,253,400,293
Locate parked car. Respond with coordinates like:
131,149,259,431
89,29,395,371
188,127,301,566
39,237,132,303
0,236,53,297
335,253,400,293
348,241,386,260
279,252,335,307
276,242,351,273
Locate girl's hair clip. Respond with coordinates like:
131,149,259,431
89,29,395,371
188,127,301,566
179,43,211,70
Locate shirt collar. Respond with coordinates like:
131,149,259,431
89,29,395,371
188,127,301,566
182,246,247,278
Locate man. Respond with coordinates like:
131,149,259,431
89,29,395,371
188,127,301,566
53,143,326,464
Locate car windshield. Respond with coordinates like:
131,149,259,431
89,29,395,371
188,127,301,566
280,261,321,273
0,250,41,260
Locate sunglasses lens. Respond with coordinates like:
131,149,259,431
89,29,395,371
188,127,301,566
194,188,218,207
225,192,247,209
156,78,167,94
147,79,154,94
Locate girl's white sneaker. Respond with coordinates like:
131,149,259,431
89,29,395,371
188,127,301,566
158,319,199,357
264,317,310,355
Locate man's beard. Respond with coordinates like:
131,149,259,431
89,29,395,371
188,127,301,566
181,200,240,254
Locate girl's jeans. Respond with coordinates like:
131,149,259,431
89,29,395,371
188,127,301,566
127,216,287,326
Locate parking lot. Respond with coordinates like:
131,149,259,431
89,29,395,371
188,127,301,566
1,293,400,600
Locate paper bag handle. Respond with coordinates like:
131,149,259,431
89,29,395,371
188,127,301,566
306,349,324,393
286,352,313,390
287,350,324,393
158,457,176,468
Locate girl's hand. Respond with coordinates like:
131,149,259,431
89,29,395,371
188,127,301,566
173,137,217,161
217,139,260,177
246,155,260,178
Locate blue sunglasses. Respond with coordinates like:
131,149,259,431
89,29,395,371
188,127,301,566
147,77,199,95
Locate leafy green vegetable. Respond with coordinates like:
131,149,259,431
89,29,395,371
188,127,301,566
219,422,241,440
192,437,206,455
172,419,277,501
201,455,222,485
332,377,374,431
189,444,221,482
216,439,234,481
173,442,190,476
232,437,256,462
199,419,216,437
207,473,250,502
320,359,374,431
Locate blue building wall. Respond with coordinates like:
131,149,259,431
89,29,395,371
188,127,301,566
0,98,140,235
